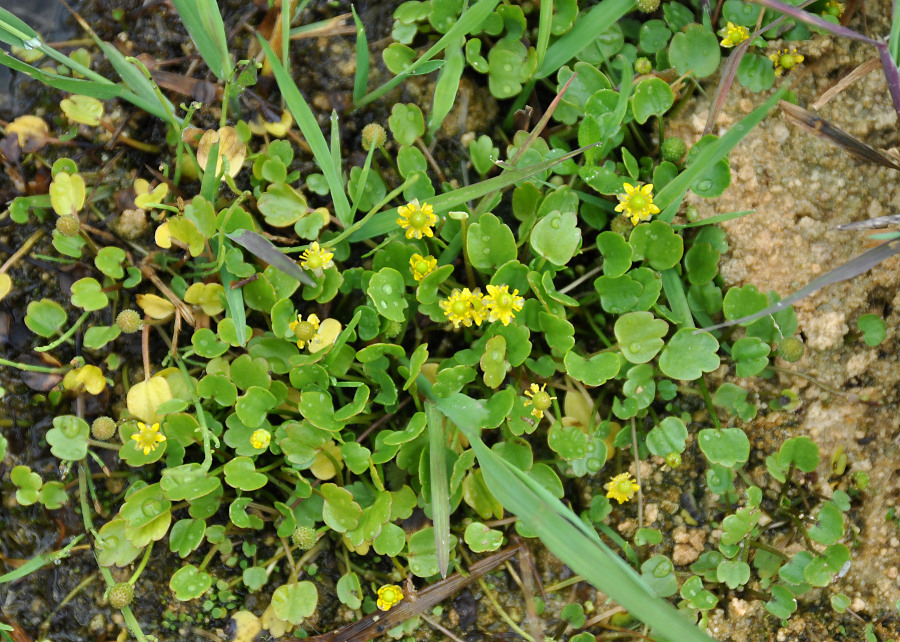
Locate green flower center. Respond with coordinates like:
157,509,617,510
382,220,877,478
306,254,323,269
616,478,634,495
409,210,427,228
779,54,795,70
415,260,430,275
497,293,512,308
294,321,316,341
452,300,467,315
629,193,648,211
729,31,743,44
531,391,552,411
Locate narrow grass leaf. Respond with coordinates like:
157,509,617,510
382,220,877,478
700,239,900,332
259,36,351,225
537,0,634,78
661,268,694,329
350,143,377,220
227,230,316,287
171,0,232,80
421,381,711,642
656,85,788,217
427,39,465,136
0,50,121,98
220,263,247,347
0,7,40,48
357,0,501,107
349,144,596,241
0,535,83,584
351,7,369,105
426,401,451,578
535,0,553,73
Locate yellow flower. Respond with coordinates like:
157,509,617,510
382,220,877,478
719,22,750,48
300,242,335,276
822,0,844,17
289,313,321,349
396,199,437,239
769,48,804,76
409,253,437,282
484,284,524,326
524,383,556,420
131,422,166,456
439,289,474,328
376,584,404,611
615,183,660,226
605,472,640,504
248,110,293,138
250,429,271,450
468,288,488,326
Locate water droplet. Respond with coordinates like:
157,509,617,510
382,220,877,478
698,180,712,191
503,64,512,72
380,301,387,308
382,284,393,295
142,499,162,516
550,216,561,229
61,421,81,437
629,342,641,353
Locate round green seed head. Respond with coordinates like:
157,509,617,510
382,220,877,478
92,416,117,440
116,309,141,333
108,582,134,609
635,57,652,75
292,525,317,550
635,0,660,12
56,215,81,237
361,123,387,151
660,138,687,164
665,452,682,468
776,336,804,362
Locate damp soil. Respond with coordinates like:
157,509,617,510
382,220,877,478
1,0,899,641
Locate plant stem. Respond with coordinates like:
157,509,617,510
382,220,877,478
35,310,91,353
696,376,722,430
128,542,154,585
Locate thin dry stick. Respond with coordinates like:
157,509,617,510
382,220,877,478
631,418,643,530
811,57,881,110
0,229,44,274
419,613,467,642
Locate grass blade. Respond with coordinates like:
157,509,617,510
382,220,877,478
427,39,465,136
351,6,369,105
419,381,711,642
0,7,40,48
426,401,451,579
535,0,553,73
171,0,232,81
656,85,788,218
226,230,316,287
356,0,501,107
259,36,352,225
536,0,634,79
0,50,122,98
700,238,900,332
348,143,596,241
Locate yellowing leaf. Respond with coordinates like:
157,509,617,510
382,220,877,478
49,172,86,217
248,111,293,137
134,179,169,209
60,95,104,126
184,282,225,316
309,318,342,354
7,115,50,152
62,364,107,395
309,441,343,480
197,126,246,179
136,293,175,320
0,273,12,301
155,221,172,249
126,376,173,423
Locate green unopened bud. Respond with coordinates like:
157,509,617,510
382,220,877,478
361,123,387,151
665,452,682,468
635,57,652,75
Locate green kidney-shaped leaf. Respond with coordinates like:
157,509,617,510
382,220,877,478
530,210,581,266
631,77,674,124
669,24,720,78
468,212,516,271
564,351,620,385
659,329,720,381
25,299,68,337
223,457,268,491
614,311,668,364
46,415,90,460
698,428,750,467
646,416,688,458
170,564,213,601
368,267,408,322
